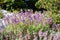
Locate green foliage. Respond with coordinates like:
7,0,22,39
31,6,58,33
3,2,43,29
0,0,60,12
46,11,60,25
0,12,4,18
0,0,38,11
4,0,15,3
0,0,25,11
35,0,58,13
57,0,60,10
24,0,38,9
0,0,4,4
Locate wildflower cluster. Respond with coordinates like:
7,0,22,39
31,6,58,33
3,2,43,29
0,10,59,40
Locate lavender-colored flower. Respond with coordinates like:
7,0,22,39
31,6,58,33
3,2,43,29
25,11,29,16
5,15,10,23
24,34,31,40
52,23,58,30
32,14,42,23
27,15,32,21
33,14,40,20
19,11,25,17
43,31,48,40
6,16,12,24
33,32,38,40
21,16,25,23
13,18,19,23
38,30,43,37
47,17,53,25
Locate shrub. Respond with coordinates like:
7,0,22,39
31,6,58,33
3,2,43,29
35,0,58,13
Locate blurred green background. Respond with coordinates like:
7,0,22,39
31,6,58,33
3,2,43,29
0,0,60,11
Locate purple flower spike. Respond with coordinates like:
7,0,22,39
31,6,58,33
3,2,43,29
38,30,43,37
28,15,32,20
52,23,58,30
13,18,19,23
33,14,40,20
25,11,29,16
47,17,53,25
5,15,10,23
21,16,25,23
33,14,42,23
